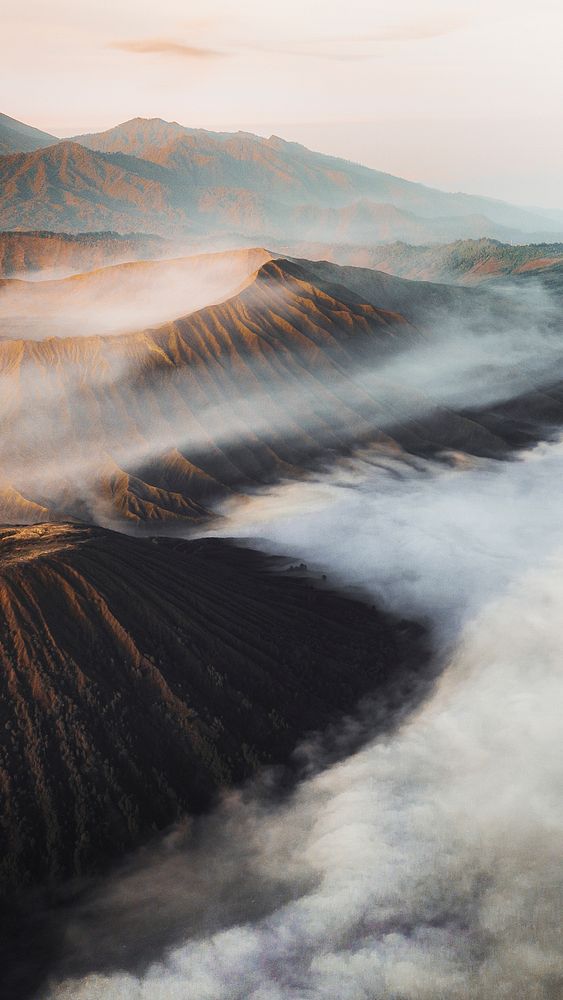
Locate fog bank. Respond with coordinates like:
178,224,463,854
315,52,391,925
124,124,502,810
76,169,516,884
2,274,562,528
0,248,272,340
45,438,563,999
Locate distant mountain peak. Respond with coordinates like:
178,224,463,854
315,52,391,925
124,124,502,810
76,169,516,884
70,117,193,157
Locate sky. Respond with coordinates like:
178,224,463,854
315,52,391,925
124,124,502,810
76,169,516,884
2,0,562,208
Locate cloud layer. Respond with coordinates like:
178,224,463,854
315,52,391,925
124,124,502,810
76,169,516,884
109,39,225,59
45,436,563,998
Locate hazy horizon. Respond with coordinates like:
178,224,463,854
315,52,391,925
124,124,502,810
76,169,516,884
3,0,562,210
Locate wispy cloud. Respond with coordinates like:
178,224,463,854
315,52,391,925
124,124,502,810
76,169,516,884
110,38,225,59
366,13,469,43
239,13,469,60
109,14,467,65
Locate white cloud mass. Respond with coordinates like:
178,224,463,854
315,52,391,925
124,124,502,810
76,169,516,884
46,437,563,999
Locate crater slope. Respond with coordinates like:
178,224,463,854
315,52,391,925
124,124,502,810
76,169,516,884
0,522,426,892
0,246,273,338
0,256,542,526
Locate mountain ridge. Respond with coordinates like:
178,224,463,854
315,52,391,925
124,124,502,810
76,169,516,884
69,117,560,232
1,113,561,242
0,230,167,277
281,238,563,285
0,113,58,155
0,246,274,338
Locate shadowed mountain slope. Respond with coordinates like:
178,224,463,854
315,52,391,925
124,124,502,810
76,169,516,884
0,522,427,893
508,259,563,303
0,113,58,155
286,256,480,323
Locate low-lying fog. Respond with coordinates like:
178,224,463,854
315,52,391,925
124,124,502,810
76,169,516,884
1,254,559,996
46,437,563,1000
2,274,563,523
0,248,272,340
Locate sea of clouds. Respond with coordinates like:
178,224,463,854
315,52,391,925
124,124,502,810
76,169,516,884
45,437,563,1000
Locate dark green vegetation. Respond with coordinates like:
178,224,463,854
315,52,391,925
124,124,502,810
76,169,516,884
279,238,563,285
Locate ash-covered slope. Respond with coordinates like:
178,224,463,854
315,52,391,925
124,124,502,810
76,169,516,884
1,256,511,526
286,256,480,323
0,522,425,892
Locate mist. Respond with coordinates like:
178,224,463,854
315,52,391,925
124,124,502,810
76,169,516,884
0,248,272,340
40,434,563,999
2,260,561,995
1,267,563,528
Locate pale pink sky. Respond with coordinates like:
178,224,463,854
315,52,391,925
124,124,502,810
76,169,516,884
2,0,562,208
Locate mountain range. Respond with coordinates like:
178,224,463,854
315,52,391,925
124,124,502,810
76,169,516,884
1,114,561,244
